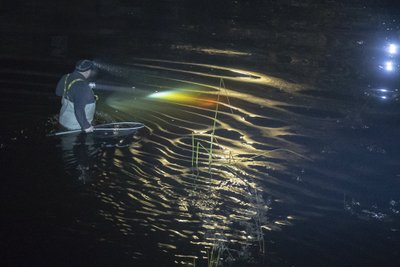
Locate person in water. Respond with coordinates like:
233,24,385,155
55,59,96,133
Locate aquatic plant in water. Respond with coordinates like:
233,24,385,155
189,79,269,266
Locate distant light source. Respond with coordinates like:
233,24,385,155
365,88,399,101
385,61,394,71
388,43,397,55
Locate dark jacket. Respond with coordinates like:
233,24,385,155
55,71,95,129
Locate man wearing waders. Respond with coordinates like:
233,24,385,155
55,60,96,133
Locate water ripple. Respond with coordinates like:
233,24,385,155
46,58,397,265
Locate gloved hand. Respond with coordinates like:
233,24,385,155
84,126,94,133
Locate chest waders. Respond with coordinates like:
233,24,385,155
59,74,96,130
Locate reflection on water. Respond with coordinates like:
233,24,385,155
14,56,399,266
53,57,338,265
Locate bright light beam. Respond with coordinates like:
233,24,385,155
148,91,172,98
148,90,215,107
385,61,394,72
388,43,397,55
148,90,196,103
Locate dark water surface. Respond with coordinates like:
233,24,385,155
2,32,400,267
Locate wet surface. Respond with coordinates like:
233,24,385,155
2,2,400,266
1,52,400,266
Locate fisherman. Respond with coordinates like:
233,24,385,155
55,59,96,133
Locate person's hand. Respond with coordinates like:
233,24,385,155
84,126,94,133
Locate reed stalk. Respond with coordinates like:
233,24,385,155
196,142,200,167
209,92,220,168
207,246,222,267
192,132,195,167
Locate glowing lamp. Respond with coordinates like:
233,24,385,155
388,43,397,55
385,61,394,71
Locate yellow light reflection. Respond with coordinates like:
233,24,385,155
131,58,304,92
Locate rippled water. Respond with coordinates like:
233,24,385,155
1,54,400,266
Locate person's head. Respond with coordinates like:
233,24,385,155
75,59,95,78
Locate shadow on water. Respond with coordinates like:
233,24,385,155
2,55,400,266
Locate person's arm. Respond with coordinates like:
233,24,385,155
72,82,93,130
74,102,91,131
